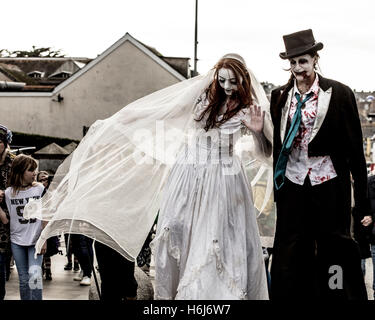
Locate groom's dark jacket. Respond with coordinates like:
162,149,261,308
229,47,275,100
270,74,370,220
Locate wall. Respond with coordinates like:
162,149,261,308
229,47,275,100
0,40,182,140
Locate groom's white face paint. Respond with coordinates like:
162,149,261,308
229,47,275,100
218,68,238,96
289,54,316,82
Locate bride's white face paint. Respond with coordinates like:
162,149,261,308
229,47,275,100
218,68,238,96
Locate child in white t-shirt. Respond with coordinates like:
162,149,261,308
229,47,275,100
4,154,45,300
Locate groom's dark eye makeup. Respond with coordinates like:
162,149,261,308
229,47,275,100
290,58,309,65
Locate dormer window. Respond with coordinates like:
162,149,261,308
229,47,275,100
48,71,71,79
27,71,44,78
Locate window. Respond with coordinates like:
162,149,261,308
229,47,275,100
49,71,71,79
27,71,43,78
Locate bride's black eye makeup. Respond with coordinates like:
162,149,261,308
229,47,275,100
218,77,237,84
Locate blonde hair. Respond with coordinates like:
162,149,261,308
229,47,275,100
8,154,38,195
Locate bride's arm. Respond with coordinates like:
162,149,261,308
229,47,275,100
241,105,272,158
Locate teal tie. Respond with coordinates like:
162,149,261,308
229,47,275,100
274,91,314,190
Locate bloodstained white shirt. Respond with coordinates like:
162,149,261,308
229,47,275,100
285,76,337,186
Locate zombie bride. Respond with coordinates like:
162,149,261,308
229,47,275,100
25,53,273,300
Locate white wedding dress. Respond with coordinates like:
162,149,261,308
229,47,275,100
23,64,273,299
152,93,269,300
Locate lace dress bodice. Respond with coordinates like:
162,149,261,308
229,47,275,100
179,92,251,165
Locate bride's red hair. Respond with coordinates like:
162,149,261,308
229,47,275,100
196,58,252,131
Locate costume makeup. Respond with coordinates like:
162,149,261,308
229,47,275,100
218,68,239,96
270,29,370,300
289,54,315,83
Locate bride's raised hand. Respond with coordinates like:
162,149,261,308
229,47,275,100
242,105,265,134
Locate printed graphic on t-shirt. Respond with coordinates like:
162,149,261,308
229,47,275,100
5,184,44,246
10,196,40,224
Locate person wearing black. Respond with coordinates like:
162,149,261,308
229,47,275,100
357,173,375,299
270,29,372,300
37,171,61,281
94,241,138,300
0,125,14,299
70,234,93,286
63,234,80,272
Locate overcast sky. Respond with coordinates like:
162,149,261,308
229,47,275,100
2,0,374,91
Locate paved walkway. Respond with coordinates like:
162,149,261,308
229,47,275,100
4,249,90,300
3,247,374,300
148,255,375,300
364,257,374,300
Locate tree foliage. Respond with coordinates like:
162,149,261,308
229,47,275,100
0,46,65,58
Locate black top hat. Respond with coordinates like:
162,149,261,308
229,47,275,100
279,29,323,59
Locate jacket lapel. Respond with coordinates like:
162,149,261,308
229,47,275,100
278,74,333,144
310,86,332,142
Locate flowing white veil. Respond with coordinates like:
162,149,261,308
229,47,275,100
24,56,275,260
236,60,275,248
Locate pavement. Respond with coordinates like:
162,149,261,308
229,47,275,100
4,241,155,301
364,257,374,300
4,251,90,300
3,245,374,300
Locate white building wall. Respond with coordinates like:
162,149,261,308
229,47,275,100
0,40,183,140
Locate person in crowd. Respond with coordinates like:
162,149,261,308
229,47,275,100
93,220,160,300
0,124,15,300
2,154,46,300
270,29,372,300
137,219,157,274
37,171,61,281
358,172,375,299
63,234,80,272
69,234,93,286
150,54,272,299
94,241,138,300
37,171,51,281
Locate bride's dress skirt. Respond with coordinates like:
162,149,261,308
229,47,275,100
151,127,269,300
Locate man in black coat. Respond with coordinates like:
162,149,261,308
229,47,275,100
270,29,372,300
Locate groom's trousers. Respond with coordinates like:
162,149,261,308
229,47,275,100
270,177,367,300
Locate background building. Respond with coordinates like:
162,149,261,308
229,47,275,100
0,33,191,145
